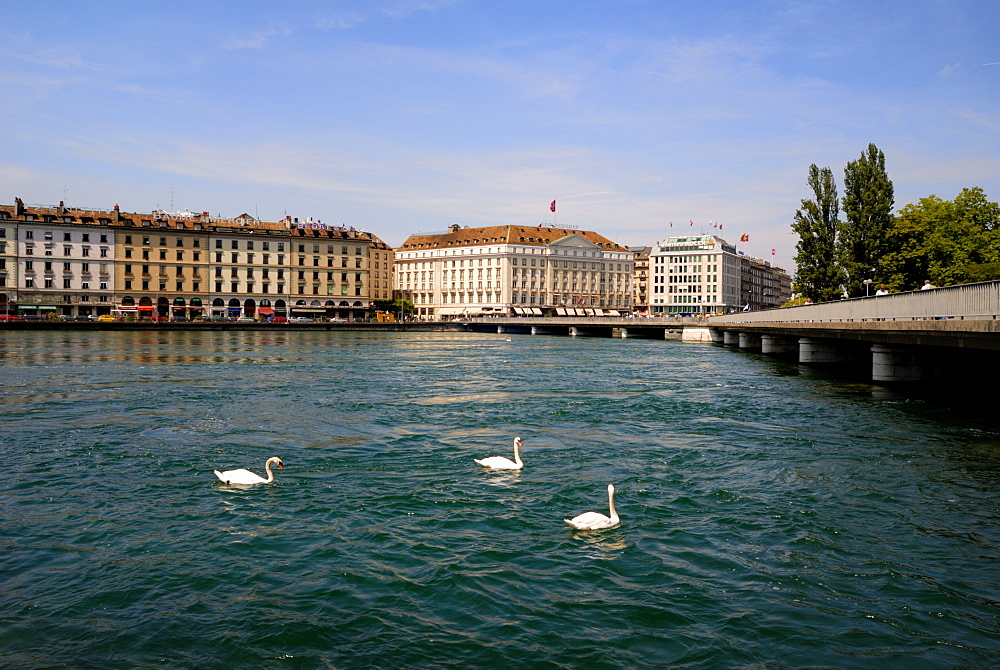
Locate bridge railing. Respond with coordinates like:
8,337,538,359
459,315,705,325
709,281,1000,324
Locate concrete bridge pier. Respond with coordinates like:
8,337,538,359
723,331,740,346
569,327,579,337
799,337,853,364
761,334,797,356
738,333,762,350
682,327,713,342
531,326,539,335
497,325,504,334
871,344,923,382
612,327,628,338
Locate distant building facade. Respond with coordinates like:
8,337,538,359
628,245,651,314
648,234,791,315
395,224,634,318
0,198,392,320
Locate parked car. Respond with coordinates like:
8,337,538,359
270,316,288,323
0,314,19,321
170,316,189,323
291,317,314,323
329,317,348,323
97,315,115,322
236,316,255,323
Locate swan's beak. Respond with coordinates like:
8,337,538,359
278,462,284,469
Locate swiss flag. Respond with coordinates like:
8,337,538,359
550,200,556,212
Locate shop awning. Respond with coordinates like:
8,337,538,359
258,308,274,315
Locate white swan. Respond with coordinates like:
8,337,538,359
475,437,523,470
214,456,284,485
565,484,620,530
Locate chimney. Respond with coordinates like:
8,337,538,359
14,197,24,216
448,224,460,233
113,204,120,222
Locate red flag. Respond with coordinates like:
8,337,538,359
689,220,694,226
669,221,673,227
771,249,776,255
740,234,749,242
550,200,556,212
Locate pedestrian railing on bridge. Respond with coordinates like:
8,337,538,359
709,280,1000,324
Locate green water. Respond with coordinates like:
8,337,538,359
1,330,997,668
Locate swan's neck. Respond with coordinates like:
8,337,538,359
513,442,522,466
263,461,275,483
608,488,617,519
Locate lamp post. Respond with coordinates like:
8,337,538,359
863,279,873,297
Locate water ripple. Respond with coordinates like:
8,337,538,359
1,330,998,668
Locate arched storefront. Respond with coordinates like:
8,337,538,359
189,297,204,320
258,299,273,321
290,299,327,320
138,296,155,319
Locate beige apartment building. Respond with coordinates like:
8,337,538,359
0,199,393,321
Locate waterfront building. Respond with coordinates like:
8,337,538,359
287,220,393,321
208,213,293,320
115,207,214,320
629,245,651,315
0,199,393,321
648,234,791,315
740,253,792,311
4,199,116,318
394,224,634,319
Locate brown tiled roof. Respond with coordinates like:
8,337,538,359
398,225,628,251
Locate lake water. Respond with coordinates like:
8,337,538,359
1,329,997,668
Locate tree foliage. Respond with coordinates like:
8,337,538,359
792,164,844,302
790,143,1000,296
839,143,894,296
877,188,1000,290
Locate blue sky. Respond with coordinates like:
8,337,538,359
3,0,998,272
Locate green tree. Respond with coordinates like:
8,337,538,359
927,188,1000,286
792,164,844,302
839,143,894,296
877,197,938,291
877,188,1000,290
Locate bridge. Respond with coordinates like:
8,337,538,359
706,280,1000,382
463,280,1000,383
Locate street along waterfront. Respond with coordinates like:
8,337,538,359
1,329,997,668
